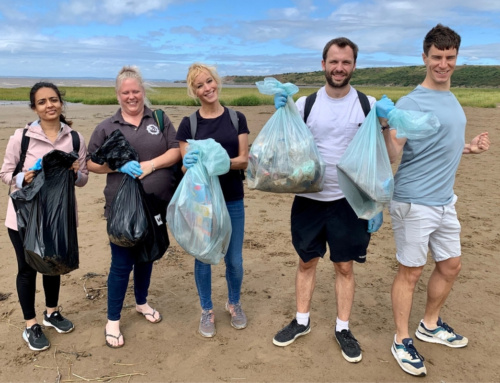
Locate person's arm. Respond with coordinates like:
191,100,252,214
382,128,407,163
74,133,89,187
463,132,489,154
86,159,114,174
230,133,249,170
138,148,181,179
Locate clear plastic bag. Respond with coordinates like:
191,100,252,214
337,108,394,220
388,108,440,139
167,139,231,265
247,77,325,193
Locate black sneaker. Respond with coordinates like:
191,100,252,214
273,319,311,347
23,324,50,351
43,310,75,334
335,329,362,363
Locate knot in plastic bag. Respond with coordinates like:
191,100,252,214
256,77,299,96
187,138,230,176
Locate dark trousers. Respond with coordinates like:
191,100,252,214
8,228,60,321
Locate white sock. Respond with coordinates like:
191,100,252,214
296,312,309,326
336,317,349,332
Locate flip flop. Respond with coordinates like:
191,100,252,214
105,330,124,348
137,308,162,324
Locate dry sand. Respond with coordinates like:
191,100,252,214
0,102,499,382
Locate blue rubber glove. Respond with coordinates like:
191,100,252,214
375,95,395,119
118,160,143,178
274,92,288,109
29,158,42,171
367,212,383,233
183,150,199,169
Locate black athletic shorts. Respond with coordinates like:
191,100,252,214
291,196,371,264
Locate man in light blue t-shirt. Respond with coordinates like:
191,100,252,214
379,24,490,377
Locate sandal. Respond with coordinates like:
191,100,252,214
105,330,124,348
137,308,162,324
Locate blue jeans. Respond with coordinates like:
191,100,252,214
107,243,154,321
194,199,245,311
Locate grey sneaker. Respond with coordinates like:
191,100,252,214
273,319,311,347
391,336,426,377
43,310,75,334
23,324,50,351
415,317,468,348
199,310,216,338
225,302,247,329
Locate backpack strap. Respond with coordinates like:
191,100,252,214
356,90,371,117
70,130,80,153
303,92,317,124
152,109,165,132
303,90,371,123
189,108,239,139
13,128,30,177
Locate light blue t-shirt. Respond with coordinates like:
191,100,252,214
393,85,466,205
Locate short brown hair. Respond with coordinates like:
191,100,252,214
423,24,461,55
322,37,359,62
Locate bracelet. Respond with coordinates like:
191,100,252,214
150,161,156,172
381,124,390,131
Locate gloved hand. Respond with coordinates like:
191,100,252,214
375,95,395,119
367,212,383,233
183,150,199,169
274,92,288,109
118,160,143,178
28,158,42,171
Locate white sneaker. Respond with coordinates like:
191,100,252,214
391,336,426,377
415,317,468,348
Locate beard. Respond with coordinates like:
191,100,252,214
324,69,353,88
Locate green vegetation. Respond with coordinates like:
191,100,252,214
225,65,500,88
1,65,499,108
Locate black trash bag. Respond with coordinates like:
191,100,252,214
135,188,169,263
11,150,79,275
107,176,148,247
90,129,139,170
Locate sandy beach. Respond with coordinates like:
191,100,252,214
0,102,499,382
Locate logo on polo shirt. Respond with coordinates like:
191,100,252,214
147,124,160,135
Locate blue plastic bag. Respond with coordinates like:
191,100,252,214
388,108,440,139
337,108,394,220
247,77,325,193
167,139,232,265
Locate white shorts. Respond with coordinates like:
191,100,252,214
389,195,461,267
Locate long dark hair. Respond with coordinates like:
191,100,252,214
29,82,73,127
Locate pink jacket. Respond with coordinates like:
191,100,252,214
0,121,89,230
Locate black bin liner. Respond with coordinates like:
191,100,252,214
11,150,79,275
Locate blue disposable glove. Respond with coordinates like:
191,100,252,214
375,95,395,119
274,92,288,109
367,212,383,233
183,150,199,169
29,158,42,171
118,160,143,178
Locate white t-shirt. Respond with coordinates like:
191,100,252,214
295,86,375,202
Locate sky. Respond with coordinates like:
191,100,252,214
0,0,499,81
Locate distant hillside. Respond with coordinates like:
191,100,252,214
224,65,500,88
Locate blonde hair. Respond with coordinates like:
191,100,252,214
115,65,151,107
186,63,222,99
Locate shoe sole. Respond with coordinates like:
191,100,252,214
198,328,216,338
391,343,426,377
272,327,311,347
22,331,50,352
43,319,75,334
335,338,362,363
415,329,468,348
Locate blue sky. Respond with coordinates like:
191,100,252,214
0,0,499,81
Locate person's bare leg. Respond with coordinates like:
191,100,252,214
422,257,461,328
392,264,424,343
334,261,354,322
296,258,320,313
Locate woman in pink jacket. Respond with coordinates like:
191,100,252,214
0,82,89,352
